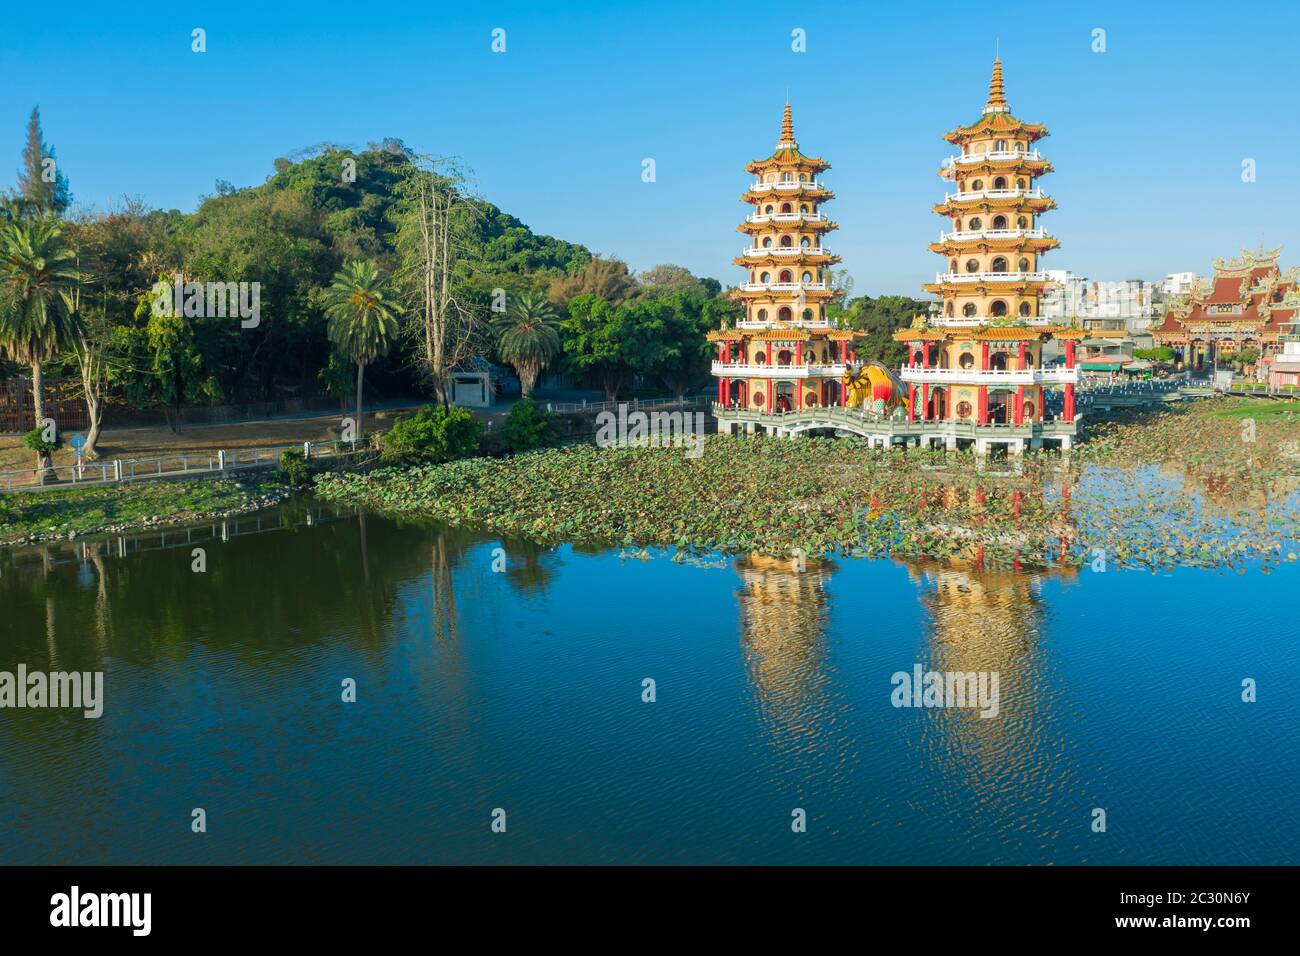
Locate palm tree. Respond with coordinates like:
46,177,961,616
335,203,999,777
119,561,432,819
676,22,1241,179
321,261,402,438
0,216,82,472
494,292,561,399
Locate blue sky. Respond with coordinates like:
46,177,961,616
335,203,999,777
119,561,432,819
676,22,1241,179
3,1,1298,294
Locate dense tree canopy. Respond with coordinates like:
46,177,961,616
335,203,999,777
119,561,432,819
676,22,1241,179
828,294,931,369
2,114,920,428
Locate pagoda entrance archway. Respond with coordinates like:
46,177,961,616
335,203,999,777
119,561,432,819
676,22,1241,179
728,380,748,407
928,386,947,420
988,389,1012,424
774,380,796,413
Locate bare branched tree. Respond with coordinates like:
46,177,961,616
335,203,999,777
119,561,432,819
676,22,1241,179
394,157,484,403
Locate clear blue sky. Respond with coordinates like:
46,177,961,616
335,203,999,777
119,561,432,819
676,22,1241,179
4,0,1298,295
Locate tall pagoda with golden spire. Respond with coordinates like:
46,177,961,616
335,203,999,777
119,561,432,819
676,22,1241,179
709,104,852,434
894,60,1082,453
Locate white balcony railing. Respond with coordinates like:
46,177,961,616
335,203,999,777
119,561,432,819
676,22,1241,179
739,281,828,292
942,187,1045,203
712,361,847,379
933,271,1050,284
735,319,832,330
899,366,1080,385
928,316,1059,328
938,228,1047,243
945,148,1043,166
745,212,827,225
742,246,830,257
747,180,826,192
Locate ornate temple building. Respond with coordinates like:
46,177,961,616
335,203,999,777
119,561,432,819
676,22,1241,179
708,105,852,429
892,59,1081,453
709,66,1079,453
1151,246,1299,371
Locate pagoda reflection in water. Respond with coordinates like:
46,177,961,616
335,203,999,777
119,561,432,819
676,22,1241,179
731,536,1089,851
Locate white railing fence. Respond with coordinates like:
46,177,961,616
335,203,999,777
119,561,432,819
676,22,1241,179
543,395,713,415
1,439,368,494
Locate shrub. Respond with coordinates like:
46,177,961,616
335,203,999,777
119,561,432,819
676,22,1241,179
278,449,311,486
22,427,58,455
503,397,556,453
380,404,483,464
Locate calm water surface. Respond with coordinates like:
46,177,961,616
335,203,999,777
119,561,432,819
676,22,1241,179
1,491,1296,865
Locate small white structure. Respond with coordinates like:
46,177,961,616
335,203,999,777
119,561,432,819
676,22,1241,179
449,358,507,409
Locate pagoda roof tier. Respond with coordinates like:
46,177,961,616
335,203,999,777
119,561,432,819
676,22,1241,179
943,61,1049,145
939,158,1053,179
738,218,837,234
710,326,857,341
740,185,834,204
921,277,1053,295
928,236,1060,255
745,328,815,341
730,284,844,297
733,252,841,268
932,194,1056,216
745,104,831,175
894,324,1082,343
892,329,949,341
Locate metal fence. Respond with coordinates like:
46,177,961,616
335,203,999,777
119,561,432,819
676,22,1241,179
543,394,713,415
0,439,367,494
1222,380,1300,396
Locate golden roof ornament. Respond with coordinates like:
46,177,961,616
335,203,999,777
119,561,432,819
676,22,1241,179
778,102,797,149
1215,245,1283,276
984,59,1009,114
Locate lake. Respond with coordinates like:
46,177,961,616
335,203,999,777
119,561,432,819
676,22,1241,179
1,491,1296,865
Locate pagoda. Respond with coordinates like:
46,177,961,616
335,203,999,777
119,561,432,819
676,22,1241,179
893,60,1081,453
1151,246,1299,372
709,104,851,433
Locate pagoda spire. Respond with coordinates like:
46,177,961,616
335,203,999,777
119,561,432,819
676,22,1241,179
779,102,797,148
984,58,1008,114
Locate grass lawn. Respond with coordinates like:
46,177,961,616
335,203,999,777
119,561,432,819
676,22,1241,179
1202,399,1300,422
0,476,287,546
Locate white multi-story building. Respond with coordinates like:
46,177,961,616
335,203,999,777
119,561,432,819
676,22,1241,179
1160,272,1201,296
1041,272,1170,348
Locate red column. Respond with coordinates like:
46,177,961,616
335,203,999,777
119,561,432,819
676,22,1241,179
1017,341,1027,369
908,386,916,422
977,385,988,424
1014,386,1024,425
795,340,803,365
849,348,857,363
1065,340,1077,369
1064,383,1075,422
796,382,803,410
980,341,990,371
922,343,931,368
922,383,930,421
717,341,726,362
766,341,773,366
768,379,774,414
